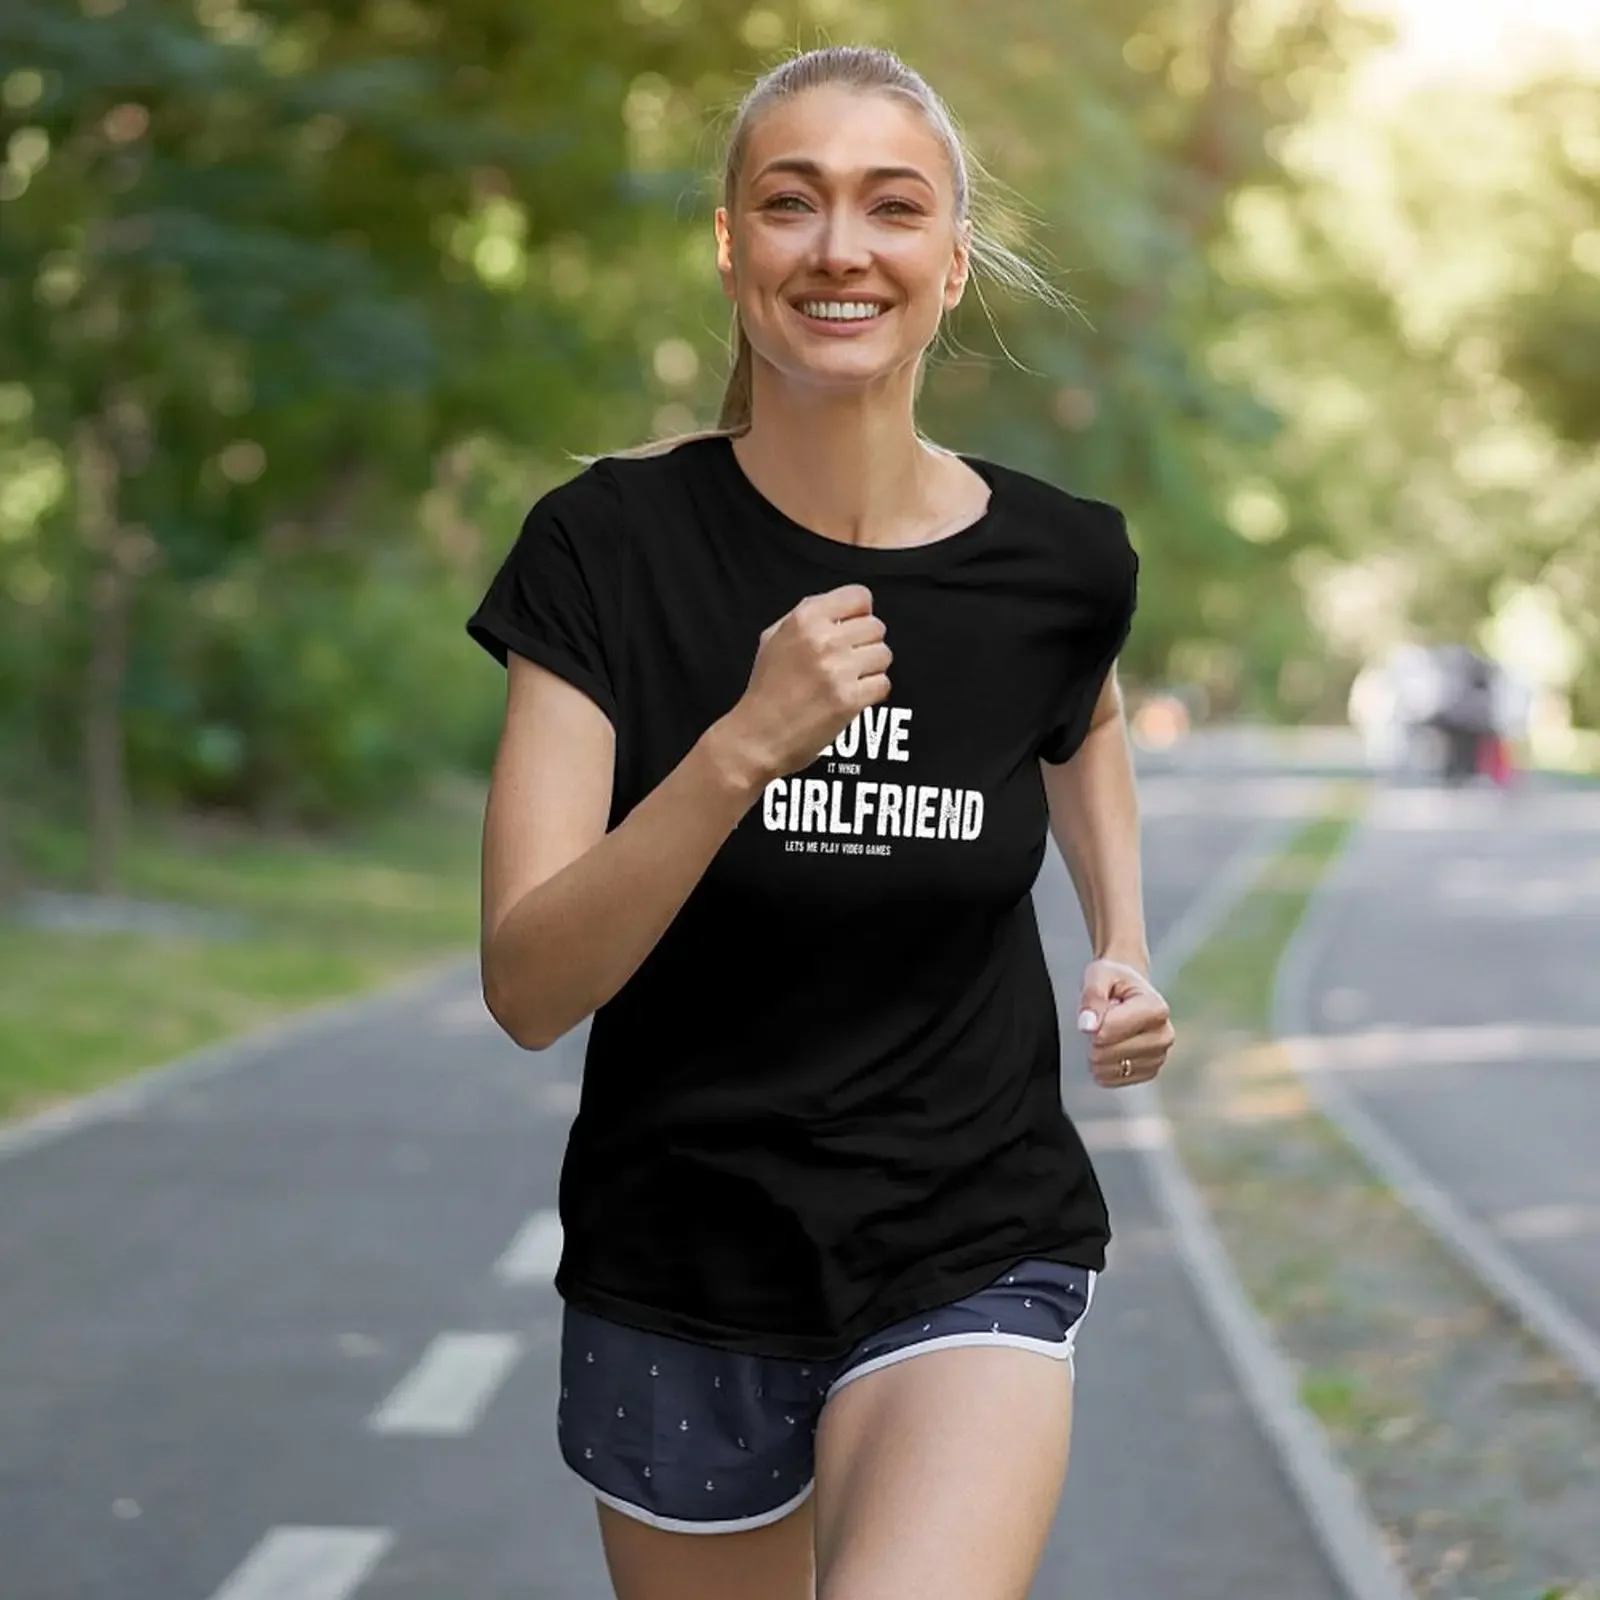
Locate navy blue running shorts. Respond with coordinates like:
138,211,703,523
557,1258,1095,1533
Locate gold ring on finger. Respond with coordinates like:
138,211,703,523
1119,1058,1133,1079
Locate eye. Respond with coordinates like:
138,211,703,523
762,192,813,212
870,198,934,224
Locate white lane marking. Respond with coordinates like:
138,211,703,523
433,993,500,1036
1276,793,1600,1400
1076,1115,1170,1152
536,1080,582,1116
207,1527,393,1600
494,1208,563,1284
1295,1021,1600,1073
368,1333,525,1436
1494,1203,1600,1242
1116,800,1419,1600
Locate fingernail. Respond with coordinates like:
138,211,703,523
1077,1009,1099,1033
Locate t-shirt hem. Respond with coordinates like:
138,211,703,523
466,613,617,724
555,1235,1110,1363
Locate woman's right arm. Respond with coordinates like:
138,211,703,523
480,583,890,1049
480,655,765,1048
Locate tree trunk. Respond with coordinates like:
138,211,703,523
77,420,131,897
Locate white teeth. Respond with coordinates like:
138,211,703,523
799,300,884,322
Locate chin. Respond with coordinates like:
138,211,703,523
777,341,927,395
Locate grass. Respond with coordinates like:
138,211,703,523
1162,793,1600,1600
0,781,482,1123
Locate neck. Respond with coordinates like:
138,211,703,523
732,361,945,549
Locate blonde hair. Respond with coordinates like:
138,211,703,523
604,44,1068,460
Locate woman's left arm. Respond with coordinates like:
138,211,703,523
1041,667,1176,1089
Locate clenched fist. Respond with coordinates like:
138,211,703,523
724,584,893,783
1078,960,1175,1088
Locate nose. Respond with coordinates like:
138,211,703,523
811,201,872,277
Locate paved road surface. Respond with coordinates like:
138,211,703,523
0,769,1346,1599
1295,779,1600,1344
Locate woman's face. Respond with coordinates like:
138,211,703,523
716,86,971,401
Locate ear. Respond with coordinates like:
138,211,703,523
944,217,973,311
715,206,736,299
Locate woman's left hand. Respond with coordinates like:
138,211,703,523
1076,959,1174,1088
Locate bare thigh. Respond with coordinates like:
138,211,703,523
812,1346,1075,1600
596,1497,815,1600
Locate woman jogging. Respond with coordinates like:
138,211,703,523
468,43,1174,1600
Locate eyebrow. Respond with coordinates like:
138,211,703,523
750,157,936,190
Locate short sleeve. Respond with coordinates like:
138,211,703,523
466,468,620,724
1039,515,1138,766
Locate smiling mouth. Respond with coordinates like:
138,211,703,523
793,298,891,324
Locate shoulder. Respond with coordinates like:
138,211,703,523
524,456,623,536
973,456,1138,602
513,457,636,581
531,435,720,535
979,458,1131,553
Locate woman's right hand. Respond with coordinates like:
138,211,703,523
722,584,892,782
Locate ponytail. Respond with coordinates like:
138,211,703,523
573,313,749,465
716,318,754,434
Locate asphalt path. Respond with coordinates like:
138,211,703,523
1292,778,1600,1353
0,767,1347,1600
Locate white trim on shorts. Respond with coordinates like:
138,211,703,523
823,1266,1098,1402
573,1266,1096,1535
585,1474,815,1536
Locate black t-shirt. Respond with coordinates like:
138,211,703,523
467,435,1137,1360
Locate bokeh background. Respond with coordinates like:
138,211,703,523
3,0,1598,1154
3,0,1597,1123
2,5,1599,1596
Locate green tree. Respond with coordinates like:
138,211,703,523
0,0,778,873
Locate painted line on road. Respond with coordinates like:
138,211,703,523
432,992,501,1036
1076,1114,1169,1153
207,1526,393,1600
1274,787,1600,1400
1122,793,1418,1600
494,1208,563,1284
0,957,477,1165
368,1332,525,1436
1296,1021,1600,1072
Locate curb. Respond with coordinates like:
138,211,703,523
0,953,478,1165
1273,787,1600,1399
1127,801,1418,1600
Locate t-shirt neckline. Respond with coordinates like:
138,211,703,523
706,435,1001,574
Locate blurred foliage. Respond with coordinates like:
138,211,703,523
1215,54,1600,727
0,0,1595,880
